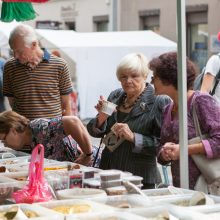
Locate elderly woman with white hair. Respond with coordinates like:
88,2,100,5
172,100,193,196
87,53,170,189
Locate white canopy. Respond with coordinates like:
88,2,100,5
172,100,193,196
37,30,176,119
0,22,176,119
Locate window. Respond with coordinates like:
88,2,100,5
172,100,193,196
36,21,61,30
65,22,76,31
139,9,160,34
93,15,109,32
187,5,208,71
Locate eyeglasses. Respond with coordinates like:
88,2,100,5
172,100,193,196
1,133,8,142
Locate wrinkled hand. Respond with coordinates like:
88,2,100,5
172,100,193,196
111,123,134,143
74,154,93,166
95,95,109,122
95,95,106,114
161,142,180,161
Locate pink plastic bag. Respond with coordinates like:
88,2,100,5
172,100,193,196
12,144,52,203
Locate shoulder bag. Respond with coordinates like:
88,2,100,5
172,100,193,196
189,101,220,195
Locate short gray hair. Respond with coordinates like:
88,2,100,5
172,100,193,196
9,24,38,47
116,53,149,79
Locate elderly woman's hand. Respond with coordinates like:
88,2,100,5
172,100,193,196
95,95,109,127
111,123,135,143
162,142,180,161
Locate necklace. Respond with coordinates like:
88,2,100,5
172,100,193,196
122,87,146,110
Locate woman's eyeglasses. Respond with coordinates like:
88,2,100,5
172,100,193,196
1,133,8,142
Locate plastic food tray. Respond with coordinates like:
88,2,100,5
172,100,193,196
128,205,173,219
129,204,216,219
122,175,143,185
92,194,153,209
99,170,121,181
66,211,147,220
56,188,107,200
4,159,62,173
0,150,29,160
83,178,101,189
190,203,220,214
0,182,26,205
1,171,28,182
0,176,18,183
43,161,83,171
153,193,220,206
0,156,30,166
38,199,114,215
142,187,195,197
101,179,122,188
0,203,63,220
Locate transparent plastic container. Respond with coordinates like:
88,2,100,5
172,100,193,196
2,171,28,182
99,170,121,181
142,187,194,197
0,203,63,220
56,188,107,200
92,194,153,209
122,176,143,185
0,150,29,159
0,157,30,167
106,186,127,196
38,199,114,215
101,179,122,189
0,182,25,205
189,203,220,218
153,193,220,207
45,170,69,191
83,178,100,189
66,211,147,220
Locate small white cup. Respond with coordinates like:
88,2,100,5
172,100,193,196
101,100,117,115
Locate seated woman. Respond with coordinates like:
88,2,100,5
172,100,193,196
149,51,220,190
0,110,94,166
87,53,170,189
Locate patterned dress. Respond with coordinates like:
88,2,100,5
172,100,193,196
29,117,101,166
158,91,220,189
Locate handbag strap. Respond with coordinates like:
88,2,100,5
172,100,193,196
92,138,103,167
192,102,203,140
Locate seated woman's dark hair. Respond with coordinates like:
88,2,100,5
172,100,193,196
149,52,197,90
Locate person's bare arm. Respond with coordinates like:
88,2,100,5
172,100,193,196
200,73,215,93
61,94,72,116
62,116,92,155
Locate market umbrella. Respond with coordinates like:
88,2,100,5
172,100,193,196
1,0,49,22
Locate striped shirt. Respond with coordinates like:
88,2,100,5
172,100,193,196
3,49,73,120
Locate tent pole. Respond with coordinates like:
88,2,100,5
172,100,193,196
177,0,189,189
109,0,118,31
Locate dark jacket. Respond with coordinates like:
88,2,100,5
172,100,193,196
87,83,170,184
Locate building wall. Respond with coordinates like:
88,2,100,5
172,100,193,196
26,0,109,32
2,0,220,61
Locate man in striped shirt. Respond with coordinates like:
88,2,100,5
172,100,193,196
3,24,73,120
